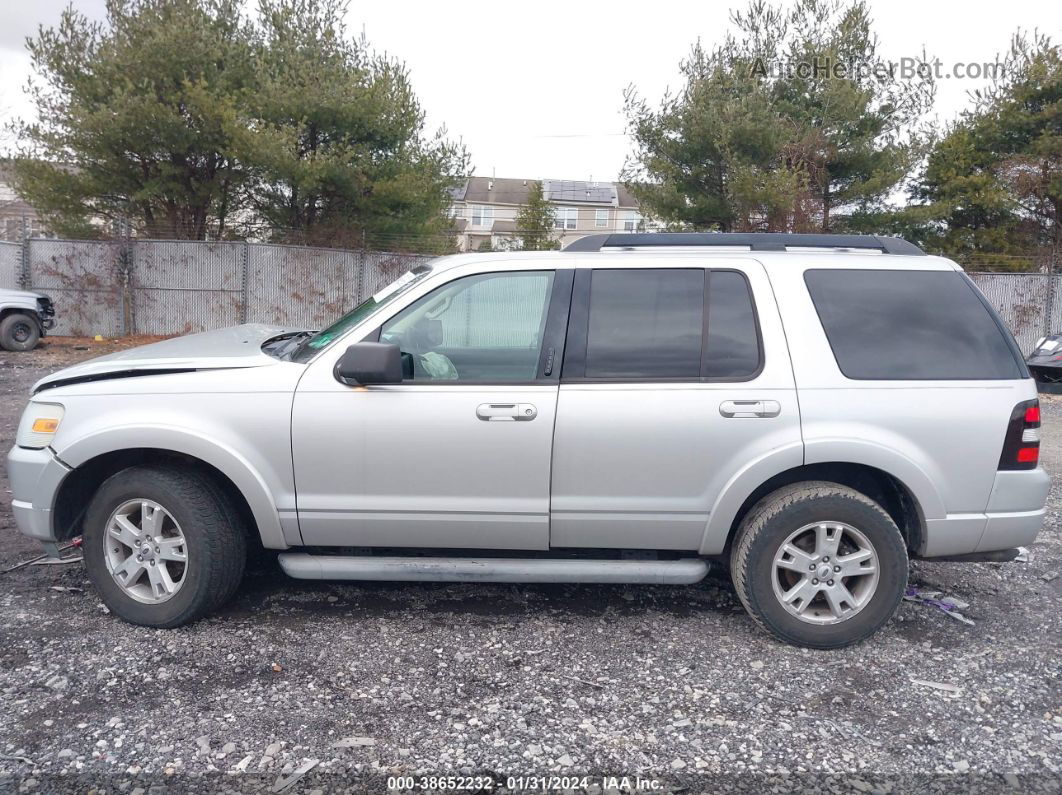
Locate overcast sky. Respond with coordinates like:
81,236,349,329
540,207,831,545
1,0,1059,182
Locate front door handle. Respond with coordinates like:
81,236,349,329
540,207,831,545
477,403,537,422
719,400,781,418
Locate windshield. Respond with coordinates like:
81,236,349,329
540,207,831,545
290,268,432,362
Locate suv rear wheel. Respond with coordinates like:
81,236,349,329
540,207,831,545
730,481,908,648
0,312,41,352
82,465,247,627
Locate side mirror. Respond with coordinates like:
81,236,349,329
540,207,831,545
334,342,403,386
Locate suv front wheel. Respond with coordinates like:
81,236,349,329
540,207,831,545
730,481,908,648
82,465,247,627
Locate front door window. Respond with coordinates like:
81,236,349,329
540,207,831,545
380,271,555,382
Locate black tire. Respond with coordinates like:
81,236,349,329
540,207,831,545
0,312,41,352
82,465,247,628
730,481,908,649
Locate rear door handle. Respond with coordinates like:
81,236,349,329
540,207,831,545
719,400,780,418
477,403,537,422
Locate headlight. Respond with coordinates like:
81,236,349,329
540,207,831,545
16,403,65,449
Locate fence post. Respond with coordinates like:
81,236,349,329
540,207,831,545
1045,272,1058,339
118,236,133,336
240,240,250,324
354,249,365,304
19,216,30,290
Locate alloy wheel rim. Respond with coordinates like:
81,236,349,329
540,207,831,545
770,521,879,625
103,499,188,604
12,322,31,343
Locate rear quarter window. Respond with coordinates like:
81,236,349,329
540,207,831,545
804,269,1025,380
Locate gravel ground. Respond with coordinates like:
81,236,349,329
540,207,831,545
1,339,1060,794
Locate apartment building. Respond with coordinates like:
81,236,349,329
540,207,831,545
448,177,650,251
0,164,52,242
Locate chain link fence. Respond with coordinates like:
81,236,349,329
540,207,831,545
24,239,126,337
0,241,21,292
0,237,1058,352
0,238,429,336
965,272,1061,355
131,240,244,335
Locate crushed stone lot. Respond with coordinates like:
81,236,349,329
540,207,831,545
1,339,1060,794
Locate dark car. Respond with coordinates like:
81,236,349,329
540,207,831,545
1026,334,1062,392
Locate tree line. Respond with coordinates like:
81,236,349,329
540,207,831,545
8,0,467,252
623,0,1060,270
5,0,1060,266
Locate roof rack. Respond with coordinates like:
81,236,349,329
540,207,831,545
562,232,926,256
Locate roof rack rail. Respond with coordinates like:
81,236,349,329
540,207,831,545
563,232,926,256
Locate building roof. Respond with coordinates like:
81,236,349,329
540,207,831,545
460,177,534,205
491,219,516,234
447,182,468,202
615,183,639,209
543,179,615,205
452,176,641,209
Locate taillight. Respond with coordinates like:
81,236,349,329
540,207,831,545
999,398,1040,470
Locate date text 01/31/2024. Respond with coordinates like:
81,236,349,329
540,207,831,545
386,775,666,791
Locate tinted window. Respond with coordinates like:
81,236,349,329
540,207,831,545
804,269,1024,380
380,271,554,382
585,269,704,378
705,271,760,377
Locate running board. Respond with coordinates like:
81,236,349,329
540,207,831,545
277,553,709,585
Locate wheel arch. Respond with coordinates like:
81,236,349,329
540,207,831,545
52,440,286,549
716,462,927,556
1,305,40,319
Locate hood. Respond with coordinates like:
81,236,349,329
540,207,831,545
33,323,306,393
1,288,46,304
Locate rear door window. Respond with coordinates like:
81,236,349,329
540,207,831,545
569,268,762,381
804,269,1025,380
584,269,704,379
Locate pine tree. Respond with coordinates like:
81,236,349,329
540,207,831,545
514,181,559,250
622,0,934,233
911,33,1060,270
10,0,255,239
9,0,467,252
246,0,467,252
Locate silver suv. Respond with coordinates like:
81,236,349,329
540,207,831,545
7,233,1049,648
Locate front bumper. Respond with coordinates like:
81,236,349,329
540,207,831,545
36,296,55,335
6,444,70,542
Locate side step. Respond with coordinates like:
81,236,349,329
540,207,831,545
277,553,709,585
919,547,1022,563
